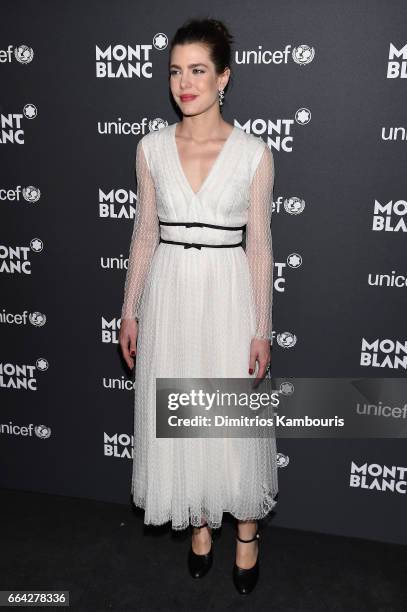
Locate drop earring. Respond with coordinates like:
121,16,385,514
218,88,225,106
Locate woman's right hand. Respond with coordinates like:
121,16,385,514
119,318,138,370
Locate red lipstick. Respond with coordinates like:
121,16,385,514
180,95,197,102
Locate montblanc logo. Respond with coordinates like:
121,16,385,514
0,238,44,275
99,188,137,219
0,105,38,144
350,461,406,494
0,310,46,327
104,432,134,458
287,253,302,269
235,44,315,66
360,338,407,371
97,116,168,136
294,108,311,125
0,45,34,64
386,42,407,78
101,317,121,344
238,112,311,152
0,421,51,439
372,199,407,232
274,253,303,293
0,358,49,391
95,34,167,79
368,270,407,289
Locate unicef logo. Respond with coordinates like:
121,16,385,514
276,453,290,468
153,33,168,50
148,118,168,132
23,186,41,203
29,312,46,327
276,332,297,349
284,197,305,215
14,45,34,64
292,45,315,66
35,425,51,439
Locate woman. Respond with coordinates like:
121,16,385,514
119,18,278,595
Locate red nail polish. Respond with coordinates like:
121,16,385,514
249,368,253,374
131,351,135,356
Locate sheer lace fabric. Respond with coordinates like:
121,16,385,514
121,140,159,321
246,144,274,340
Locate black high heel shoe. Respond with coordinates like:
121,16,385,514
232,526,260,595
188,522,213,579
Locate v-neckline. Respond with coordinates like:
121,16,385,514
171,122,237,197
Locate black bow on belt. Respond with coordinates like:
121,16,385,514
184,223,203,247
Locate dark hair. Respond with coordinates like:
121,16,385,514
169,17,234,93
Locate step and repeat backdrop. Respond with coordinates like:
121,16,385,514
1,1,406,545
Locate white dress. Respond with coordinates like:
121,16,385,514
121,121,278,530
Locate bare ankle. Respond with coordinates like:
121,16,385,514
237,520,258,537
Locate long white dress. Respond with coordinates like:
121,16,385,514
121,121,278,530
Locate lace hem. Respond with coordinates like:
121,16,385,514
131,487,278,531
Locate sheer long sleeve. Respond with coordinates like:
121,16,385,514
121,139,160,321
246,144,275,341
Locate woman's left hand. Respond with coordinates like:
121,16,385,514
249,338,271,383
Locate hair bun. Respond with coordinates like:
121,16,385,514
209,18,234,44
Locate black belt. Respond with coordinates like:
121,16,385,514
159,238,243,250
158,220,246,250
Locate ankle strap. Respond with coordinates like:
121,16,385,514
236,531,260,543
194,522,209,529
